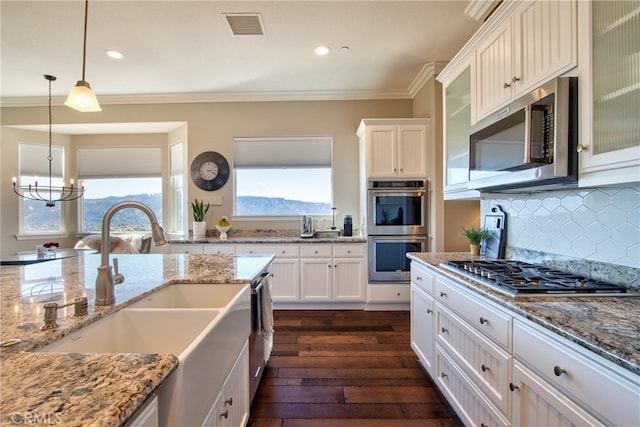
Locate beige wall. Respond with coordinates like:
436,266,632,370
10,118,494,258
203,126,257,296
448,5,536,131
1,99,412,254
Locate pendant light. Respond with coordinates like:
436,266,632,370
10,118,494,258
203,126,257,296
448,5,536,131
13,75,84,207
65,0,101,112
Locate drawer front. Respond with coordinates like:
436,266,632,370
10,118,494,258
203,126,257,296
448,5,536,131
202,245,235,255
236,244,299,257
435,344,510,427
411,262,435,295
332,244,365,258
170,244,204,254
513,319,640,427
300,244,333,257
436,304,511,416
435,276,511,350
367,284,410,303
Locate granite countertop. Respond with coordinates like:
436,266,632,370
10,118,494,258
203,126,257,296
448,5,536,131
0,252,274,426
407,252,640,376
169,235,367,244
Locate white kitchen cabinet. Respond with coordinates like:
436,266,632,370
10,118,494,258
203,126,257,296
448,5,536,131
511,360,605,427
577,0,640,187
300,244,366,303
440,60,480,200
203,245,235,255
126,395,158,427
357,118,430,179
475,0,577,120
410,284,435,376
170,244,204,254
202,340,249,427
236,244,300,303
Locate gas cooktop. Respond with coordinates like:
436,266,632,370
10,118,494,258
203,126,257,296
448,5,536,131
439,260,634,297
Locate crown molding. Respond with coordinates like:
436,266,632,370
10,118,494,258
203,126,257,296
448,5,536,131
1,88,415,108
408,61,449,97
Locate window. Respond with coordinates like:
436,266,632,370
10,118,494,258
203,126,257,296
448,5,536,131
17,142,64,234
78,147,163,232
233,137,333,216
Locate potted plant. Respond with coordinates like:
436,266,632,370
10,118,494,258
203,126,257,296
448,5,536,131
191,199,210,240
461,225,492,256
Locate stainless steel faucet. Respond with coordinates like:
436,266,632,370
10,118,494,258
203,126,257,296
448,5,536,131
95,201,167,306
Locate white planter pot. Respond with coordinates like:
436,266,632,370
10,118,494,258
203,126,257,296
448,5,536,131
193,221,207,240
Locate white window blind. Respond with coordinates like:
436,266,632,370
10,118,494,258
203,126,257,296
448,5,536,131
234,137,332,168
78,147,162,178
19,142,64,177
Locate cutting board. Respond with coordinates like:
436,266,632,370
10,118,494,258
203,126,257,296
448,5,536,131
482,204,507,259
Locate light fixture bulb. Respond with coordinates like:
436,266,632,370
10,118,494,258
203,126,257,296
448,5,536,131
65,80,102,112
314,45,331,56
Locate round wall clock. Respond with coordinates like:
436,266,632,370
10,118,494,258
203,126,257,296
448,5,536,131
190,151,230,191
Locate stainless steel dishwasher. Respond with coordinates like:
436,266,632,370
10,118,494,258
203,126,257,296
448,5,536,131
249,270,273,402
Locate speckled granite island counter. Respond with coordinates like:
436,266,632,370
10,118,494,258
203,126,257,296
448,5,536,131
0,252,274,427
407,252,640,375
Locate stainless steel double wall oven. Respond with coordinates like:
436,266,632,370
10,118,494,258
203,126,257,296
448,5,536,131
367,180,428,282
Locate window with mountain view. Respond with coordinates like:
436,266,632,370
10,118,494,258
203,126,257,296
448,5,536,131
78,147,163,232
233,137,332,216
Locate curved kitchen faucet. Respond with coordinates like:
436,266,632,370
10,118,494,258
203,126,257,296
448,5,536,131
95,201,167,306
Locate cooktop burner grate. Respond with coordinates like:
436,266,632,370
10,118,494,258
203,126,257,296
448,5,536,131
439,260,631,297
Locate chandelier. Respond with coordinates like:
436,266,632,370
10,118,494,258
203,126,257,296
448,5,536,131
13,74,84,207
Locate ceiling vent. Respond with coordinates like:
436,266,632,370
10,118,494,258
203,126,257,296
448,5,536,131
224,13,265,36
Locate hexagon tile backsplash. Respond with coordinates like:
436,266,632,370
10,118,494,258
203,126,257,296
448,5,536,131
482,185,640,269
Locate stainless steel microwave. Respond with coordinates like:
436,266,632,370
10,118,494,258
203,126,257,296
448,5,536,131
468,77,578,192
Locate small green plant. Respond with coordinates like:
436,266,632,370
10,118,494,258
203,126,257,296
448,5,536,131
191,199,210,222
461,225,492,245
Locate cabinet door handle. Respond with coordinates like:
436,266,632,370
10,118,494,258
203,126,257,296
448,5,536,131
440,292,447,297
225,397,233,406
441,327,448,334
512,75,520,83
426,308,433,314
553,366,567,377
219,410,229,419
441,372,448,379
479,317,488,325
504,82,511,89
416,276,422,281
509,382,519,392
576,143,588,153
481,364,490,372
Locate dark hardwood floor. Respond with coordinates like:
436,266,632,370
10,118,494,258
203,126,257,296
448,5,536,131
248,310,462,427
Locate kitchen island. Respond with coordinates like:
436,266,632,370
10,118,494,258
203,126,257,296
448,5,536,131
0,252,274,426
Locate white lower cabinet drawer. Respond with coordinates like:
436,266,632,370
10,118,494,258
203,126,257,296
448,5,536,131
435,276,511,350
511,360,605,427
236,244,299,257
332,244,365,257
436,344,510,427
366,284,410,303
436,304,511,416
513,319,640,427
300,244,332,257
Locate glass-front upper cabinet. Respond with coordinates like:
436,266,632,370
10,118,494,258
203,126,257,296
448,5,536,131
442,65,480,199
578,0,640,186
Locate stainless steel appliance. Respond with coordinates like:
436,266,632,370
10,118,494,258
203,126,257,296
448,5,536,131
468,77,578,192
368,236,427,282
249,270,273,402
367,180,428,282
367,179,427,235
440,260,633,297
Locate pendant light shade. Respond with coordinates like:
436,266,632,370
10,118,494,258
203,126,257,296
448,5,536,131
65,80,101,112
66,0,101,112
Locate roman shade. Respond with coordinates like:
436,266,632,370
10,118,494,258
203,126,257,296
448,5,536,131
233,137,332,168
78,147,162,178
19,142,64,177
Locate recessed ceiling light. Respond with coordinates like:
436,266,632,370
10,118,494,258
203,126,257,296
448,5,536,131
105,49,124,59
314,45,330,56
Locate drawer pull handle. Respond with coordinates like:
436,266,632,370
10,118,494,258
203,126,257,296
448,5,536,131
504,82,511,89
441,327,448,334
479,317,488,324
481,424,488,427
440,292,447,297
441,372,448,379
481,364,490,372
219,410,229,419
225,397,233,406
509,382,519,392
426,309,433,314
554,366,567,377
